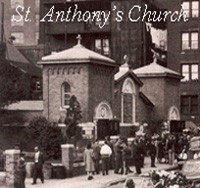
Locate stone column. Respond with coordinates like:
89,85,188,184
5,149,20,188
61,144,74,177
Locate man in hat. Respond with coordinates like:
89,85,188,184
152,173,164,188
32,146,44,185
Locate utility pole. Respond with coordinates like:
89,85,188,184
1,2,4,42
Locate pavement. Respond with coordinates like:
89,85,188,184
21,157,173,188
0,157,173,188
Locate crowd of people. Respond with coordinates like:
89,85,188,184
83,135,158,180
12,128,198,187
83,130,195,181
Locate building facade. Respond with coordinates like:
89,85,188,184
0,0,40,46
39,0,154,68
133,60,182,123
38,37,182,138
167,0,200,125
0,0,45,66
38,38,117,122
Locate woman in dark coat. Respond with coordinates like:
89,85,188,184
14,153,26,188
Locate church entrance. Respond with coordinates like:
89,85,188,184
97,119,119,140
94,101,119,140
168,106,184,134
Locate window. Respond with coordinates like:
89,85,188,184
11,0,24,9
123,93,133,123
192,1,199,17
182,1,199,18
181,32,198,50
95,38,110,56
62,82,71,108
181,95,198,114
11,32,24,44
182,2,189,17
181,64,198,81
121,78,136,124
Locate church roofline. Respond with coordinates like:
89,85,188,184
115,70,143,87
135,72,183,80
139,92,154,107
38,58,117,67
39,34,116,66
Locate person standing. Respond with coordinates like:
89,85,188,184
138,136,146,168
157,138,165,163
149,140,157,167
100,141,112,176
84,142,95,180
14,153,26,188
114,138,123,174
105,136,114,170
132,139,142,175
32,146,44,185
122,140,132,174
92,140,101,175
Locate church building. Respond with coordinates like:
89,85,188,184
38,35,182,139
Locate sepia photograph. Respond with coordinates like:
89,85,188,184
0,0,200,187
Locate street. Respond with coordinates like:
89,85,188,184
22,157,171,188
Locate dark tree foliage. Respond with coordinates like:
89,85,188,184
0,60,30,108
64,95,82,141
40,122,65,160
29,116,49,138
29,116,65,160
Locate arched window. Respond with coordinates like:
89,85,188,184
61,82,71,108
121,78,136,124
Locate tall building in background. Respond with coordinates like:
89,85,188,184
0,0,44,65
39,0,156,69
0,0,40,46
2,0,198,125
166,0,200,124
0,0,42,100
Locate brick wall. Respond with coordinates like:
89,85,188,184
114,80,122,120
167,0,200,122
43,64,89,122
88,64,115,121
139,77,165,121
136,96,153,123
139,76,180,121
164,78,180,120
43,63,116,123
